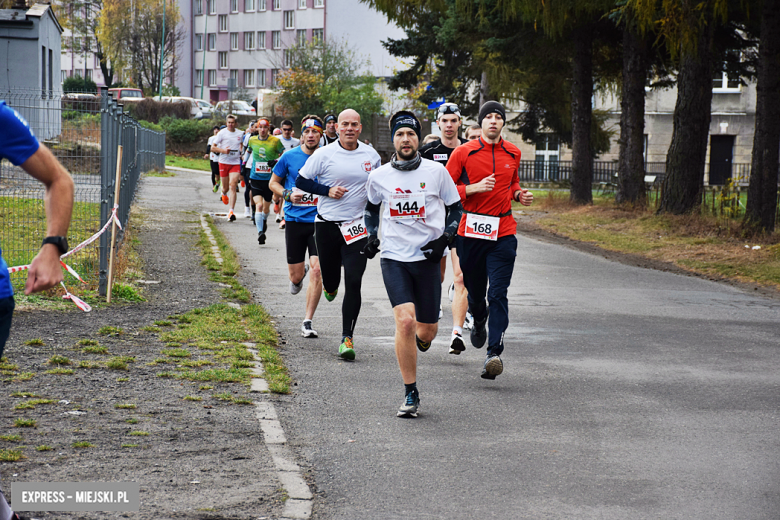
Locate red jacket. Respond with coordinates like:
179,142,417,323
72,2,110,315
446,137,522,239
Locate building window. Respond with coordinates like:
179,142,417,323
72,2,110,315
713,71,741,92
245,0,255,11
208,0,216,14
195,33,204,51
297,29,307,45
312,28,323,46
85,69,93,81
314,0,324,7
272,31,281,49
257,31,266,49
259,0,267,11
231,0,238,13
244,31,255,50
298,0,306,8
258,69,266,87
196,69,204,86
230,69,238,83
271,68,280,87
219,51,228,69
208,33,216,51
230,32,239,50
284,10,294,29
208,69,217,86
195,0,203,15
273,0,281,10
219,14,228,32
61,70,68,83
284,49,291,68
244,69,254,87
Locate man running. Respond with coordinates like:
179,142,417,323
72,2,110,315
241,121,257,219
446,101,533,380
364,111,462,418
205,125,221,193
269,115,324,338
295,108,380,360
465,124,482,141
419,102,472,355
279,119,300,151
319,114,339,146
211,115,244,221
246,116,285,244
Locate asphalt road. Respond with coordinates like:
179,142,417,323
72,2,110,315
180,167,780,520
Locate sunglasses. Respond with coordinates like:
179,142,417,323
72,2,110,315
438,103,461,117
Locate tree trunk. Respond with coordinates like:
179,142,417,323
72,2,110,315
616,25,648,205
658,23,715,215
479,70,493,105
744,0,780,233
570,25,593,205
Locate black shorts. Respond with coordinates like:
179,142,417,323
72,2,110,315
380,258,442,324
285,221,317,264
249,179,273,202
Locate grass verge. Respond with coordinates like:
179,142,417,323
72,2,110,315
198,215,251,302
165,155,211,172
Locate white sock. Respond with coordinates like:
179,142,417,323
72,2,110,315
453,326,463,336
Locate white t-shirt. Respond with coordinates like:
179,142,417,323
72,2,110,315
214,128,243,165
280,136,300,151
366,158,460,262
298,140,381,222
207,135,218,162
242,132,254,169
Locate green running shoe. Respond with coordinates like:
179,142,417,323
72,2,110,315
324,288,338,302
339,337,355,360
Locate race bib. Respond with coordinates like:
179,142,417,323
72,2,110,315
339,218,368,244
389,192,426,219
464,213,499,241
254,161,271,174
433,154,448,162
228,150,240,156
292,189,318,207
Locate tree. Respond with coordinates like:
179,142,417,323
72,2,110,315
276,39,385,119
745,0,780,232
97,0,186,93
57,1,117,87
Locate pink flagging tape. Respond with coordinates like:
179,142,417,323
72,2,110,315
60,261,87,284
60,282,91,312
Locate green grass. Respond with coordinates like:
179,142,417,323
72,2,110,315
36,445,53,451
14,399,55,410
183,395,202,401
1,434,22,442
14,418,37,428
10,391,38,398
232,396,253,405
145,170,177,178
24,338,45,346
45,368,74,375
114,403,136,410
98,326,124,336
13,372,35,382
78,339,99,346
140,326,161,333
72,441,94,448
82,345,108,354
162,348,192,358
126,418,139,424
106,357,134,370
165,155,211,171
199,385,214,391
197,216,250,302
0,449,25,462
48,355,72,366
155,320,173,327
77,360,102,369
180,359,213,367
127,431,149,437
158,367,250,383
121,444,139,448
213,392,233,401
111,283,145,302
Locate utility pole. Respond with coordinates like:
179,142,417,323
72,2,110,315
158,0,166,98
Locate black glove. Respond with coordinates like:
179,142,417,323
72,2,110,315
420,233,450,263
268,159,278,168
362,234,380,259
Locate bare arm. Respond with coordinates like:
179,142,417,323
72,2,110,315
20,145,75,294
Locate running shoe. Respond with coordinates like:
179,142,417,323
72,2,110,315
228,210,236,222
275,212,282,223
257,231,266,245
470,315,487,348
449,331,466,355
262,218,268,234
463,311,474,330
438,304,443,321
301,320,318,338
241,179,246,188
279,218,286,229
213,182,220,193
290,264,309,295
397,389,420,418
448,282,455,302
221,194,229,205
481,355,503,380
339,337,355,360
324,289,338,302
274,202,281,214
244,207,252,218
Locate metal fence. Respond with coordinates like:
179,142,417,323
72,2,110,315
0,89,165,296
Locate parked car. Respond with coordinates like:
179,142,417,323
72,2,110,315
195,99,214,117
165,96,204,119
214,100,256,117
108,88,144,103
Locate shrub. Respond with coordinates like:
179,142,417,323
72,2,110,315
159,117,213,144
125,99,190,123
139,120,164,133
63,75,97,94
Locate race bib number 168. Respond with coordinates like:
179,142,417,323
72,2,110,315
464,214,499,241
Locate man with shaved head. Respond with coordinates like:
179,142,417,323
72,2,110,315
296,109,381,360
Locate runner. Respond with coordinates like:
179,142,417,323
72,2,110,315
465,123,482,141
419,102,473,354
204,125,221,193
211,115,244,221
295,108,381,360
279,119,300,151
246,116,285,244
240,121,257,219
269,115,324,338
446,101,533,379
319,114,339,146
364,111,462,418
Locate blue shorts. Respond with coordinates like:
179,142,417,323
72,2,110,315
380,258,441,324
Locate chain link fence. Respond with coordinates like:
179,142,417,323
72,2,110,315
0,89,165,296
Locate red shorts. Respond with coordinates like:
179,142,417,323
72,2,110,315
218,163,241,178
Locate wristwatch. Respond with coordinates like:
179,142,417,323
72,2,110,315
42,236,69,255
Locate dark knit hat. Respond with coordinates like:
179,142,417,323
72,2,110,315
478,101,506,126
389,110,421,140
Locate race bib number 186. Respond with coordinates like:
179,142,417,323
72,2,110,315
339,218,368,245
464,214,499,241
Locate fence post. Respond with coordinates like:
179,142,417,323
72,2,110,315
98,93,112,297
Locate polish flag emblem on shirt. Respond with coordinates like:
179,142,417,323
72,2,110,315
362,161,373,172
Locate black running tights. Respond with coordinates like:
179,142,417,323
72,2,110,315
314,221,368,338
210,160,220,186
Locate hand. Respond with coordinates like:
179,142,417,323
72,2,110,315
362,234,380,259
290,191,304,203
420,234,450,263
203,154,208,160
24,245,63,295
474,174,496,193
328,186,348,199
515,189,533,206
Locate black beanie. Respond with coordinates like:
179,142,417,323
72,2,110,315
478,101,506,126
389,110,422,140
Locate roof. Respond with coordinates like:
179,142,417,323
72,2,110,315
23,3,63,33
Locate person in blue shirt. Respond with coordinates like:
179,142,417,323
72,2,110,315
0,100,74,520
269,115,323,339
